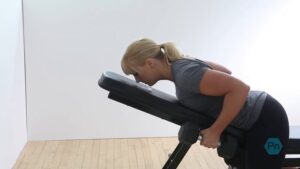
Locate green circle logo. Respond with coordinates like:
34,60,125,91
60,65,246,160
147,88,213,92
264,138,282,155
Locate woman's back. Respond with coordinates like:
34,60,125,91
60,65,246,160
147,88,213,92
171,58,267,130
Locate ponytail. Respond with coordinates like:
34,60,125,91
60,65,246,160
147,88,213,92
160,42,184,63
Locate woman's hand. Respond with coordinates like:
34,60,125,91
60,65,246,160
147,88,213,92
199,127,221,149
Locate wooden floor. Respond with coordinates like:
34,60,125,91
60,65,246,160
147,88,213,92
13,137,228,169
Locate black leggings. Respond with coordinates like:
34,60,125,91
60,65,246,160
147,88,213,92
245,94,289,169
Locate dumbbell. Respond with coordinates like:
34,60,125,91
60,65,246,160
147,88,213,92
217,134,239,159
178,122,239,159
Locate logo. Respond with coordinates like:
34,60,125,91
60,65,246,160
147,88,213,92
264,138,282,155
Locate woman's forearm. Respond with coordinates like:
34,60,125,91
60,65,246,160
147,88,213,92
210,84,250,134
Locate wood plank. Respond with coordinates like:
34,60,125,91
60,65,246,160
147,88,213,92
146,138,163,168
98,139,107,169
127,138,138,169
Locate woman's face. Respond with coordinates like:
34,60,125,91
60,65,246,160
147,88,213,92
130,58,162,86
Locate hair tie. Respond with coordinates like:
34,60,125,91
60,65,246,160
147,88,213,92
160,44,165,53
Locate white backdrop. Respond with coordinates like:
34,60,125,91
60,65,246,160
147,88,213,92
0,0,27,168
23,0,300,140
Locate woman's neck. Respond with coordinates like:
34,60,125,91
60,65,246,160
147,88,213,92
160,63,173,82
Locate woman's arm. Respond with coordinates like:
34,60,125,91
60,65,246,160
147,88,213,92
204,60,232,75
198,69,249,148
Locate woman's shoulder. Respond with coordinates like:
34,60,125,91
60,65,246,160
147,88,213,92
171,57,211,92
172,57,210,74
172,57,210,69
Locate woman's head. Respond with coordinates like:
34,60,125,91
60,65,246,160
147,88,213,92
121,38,183,86
121,38,184,85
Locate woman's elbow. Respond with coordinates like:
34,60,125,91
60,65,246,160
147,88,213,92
242,84,250,95
234,82,250,97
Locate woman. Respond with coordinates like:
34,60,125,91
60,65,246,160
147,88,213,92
121,38,289,169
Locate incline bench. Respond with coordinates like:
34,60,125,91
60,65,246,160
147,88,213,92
98,71,300,169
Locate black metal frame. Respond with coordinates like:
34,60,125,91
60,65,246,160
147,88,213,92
163,143,191,169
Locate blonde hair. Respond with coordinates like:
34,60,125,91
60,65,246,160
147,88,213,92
121,38,184,75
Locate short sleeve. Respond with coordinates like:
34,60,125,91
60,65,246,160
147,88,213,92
172,59,210,93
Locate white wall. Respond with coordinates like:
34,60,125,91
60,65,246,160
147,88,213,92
243,0,300,126
23,0,299,141
0,0,27,168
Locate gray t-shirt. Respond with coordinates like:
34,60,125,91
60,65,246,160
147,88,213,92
171,58,267,130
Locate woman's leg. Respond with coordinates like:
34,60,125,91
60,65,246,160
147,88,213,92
245,95,289,169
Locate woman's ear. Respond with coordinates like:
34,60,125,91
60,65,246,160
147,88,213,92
145,58,156,68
